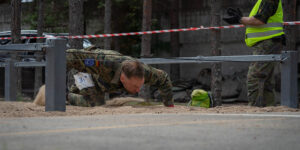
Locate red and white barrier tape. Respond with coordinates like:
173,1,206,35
1,21,300,40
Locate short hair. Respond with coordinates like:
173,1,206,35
121,60,145,79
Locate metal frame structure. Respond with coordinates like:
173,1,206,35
139,51,298,108
0,41,298,109
0,38,67,111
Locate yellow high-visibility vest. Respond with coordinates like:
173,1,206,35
245,0,284,47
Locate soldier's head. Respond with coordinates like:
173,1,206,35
120,60,145,94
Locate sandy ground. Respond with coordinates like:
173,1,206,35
0,100,299,118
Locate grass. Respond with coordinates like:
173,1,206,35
16,93,33,102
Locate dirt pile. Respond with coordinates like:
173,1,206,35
0,101,299,118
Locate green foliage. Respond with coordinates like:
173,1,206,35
16,93,32,102
98,0,105,9
22,1,37,29
21,0,169,57
111,0,143,56
22,0,69,33
23,13,38,29
150,18,171,56
16,92,23,102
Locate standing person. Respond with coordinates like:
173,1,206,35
223,0,285,107
66,46,174,107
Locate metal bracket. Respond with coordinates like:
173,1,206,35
0,62,6,67
14,61,46,67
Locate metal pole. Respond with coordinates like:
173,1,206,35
45,39,67,111
4,58,17,101
281,51,298,108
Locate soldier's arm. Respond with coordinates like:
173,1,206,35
143,65,174,107
253,0,279,24
240,17,265,26
240,0,278,26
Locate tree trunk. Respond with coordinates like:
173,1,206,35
210,0,222,106
139,0,153,101
104,0,112,50
141,0,152,57
37,0,44,43
34,0,44,97
69,0,84,49
282,0,297,51
11,0,22,96
11,0,21,44
170,0,180,81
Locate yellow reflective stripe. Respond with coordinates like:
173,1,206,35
246,22,283,28
245,31,284,47
246,30,283,38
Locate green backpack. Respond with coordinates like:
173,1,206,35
188,89,213,108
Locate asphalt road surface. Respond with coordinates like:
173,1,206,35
1,112,300,150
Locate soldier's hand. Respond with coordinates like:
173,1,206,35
167,104,174,108
223,7,242,25
223,16,241,24
227,8,242,17
163,101,174,107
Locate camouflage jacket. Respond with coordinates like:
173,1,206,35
66,47,174,106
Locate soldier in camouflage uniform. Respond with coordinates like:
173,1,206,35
246,38,283,106
242,0,284,107
224,0,285,107
66,46,174,107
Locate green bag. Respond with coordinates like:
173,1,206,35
188,89,212,108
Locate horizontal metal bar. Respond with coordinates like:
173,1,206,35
14,61,46,67
2,54,284,66
0,62,6,67
139,58,209,65
18,55,44,58
0,43,48,51
139,54,283,64
183,54,282,62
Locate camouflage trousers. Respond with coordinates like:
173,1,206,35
67,86,105,107
247,39,282,107
67,69,105,107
